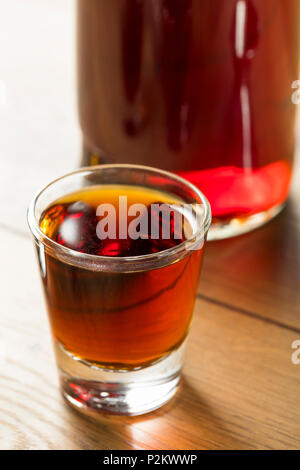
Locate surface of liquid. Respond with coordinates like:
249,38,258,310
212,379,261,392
40,185,188,256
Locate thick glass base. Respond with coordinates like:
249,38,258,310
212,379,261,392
55,341,184,416
208,203,285,241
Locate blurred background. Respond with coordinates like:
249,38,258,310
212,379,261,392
1,0,299,232
0,0,80,233
1,0,300,450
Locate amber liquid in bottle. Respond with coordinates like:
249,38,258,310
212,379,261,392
39,185,203,369
77,0,300,222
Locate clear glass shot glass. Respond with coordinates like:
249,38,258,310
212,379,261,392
27,164,211,416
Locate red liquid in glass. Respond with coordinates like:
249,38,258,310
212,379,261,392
77,0,299,221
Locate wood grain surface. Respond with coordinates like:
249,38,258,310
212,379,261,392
0,0,300,450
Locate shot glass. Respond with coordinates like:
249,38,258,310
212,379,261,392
27,164,211,416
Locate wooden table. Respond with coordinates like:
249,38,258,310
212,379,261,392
0,0,300,450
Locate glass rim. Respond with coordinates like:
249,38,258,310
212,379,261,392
27,164,211,272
